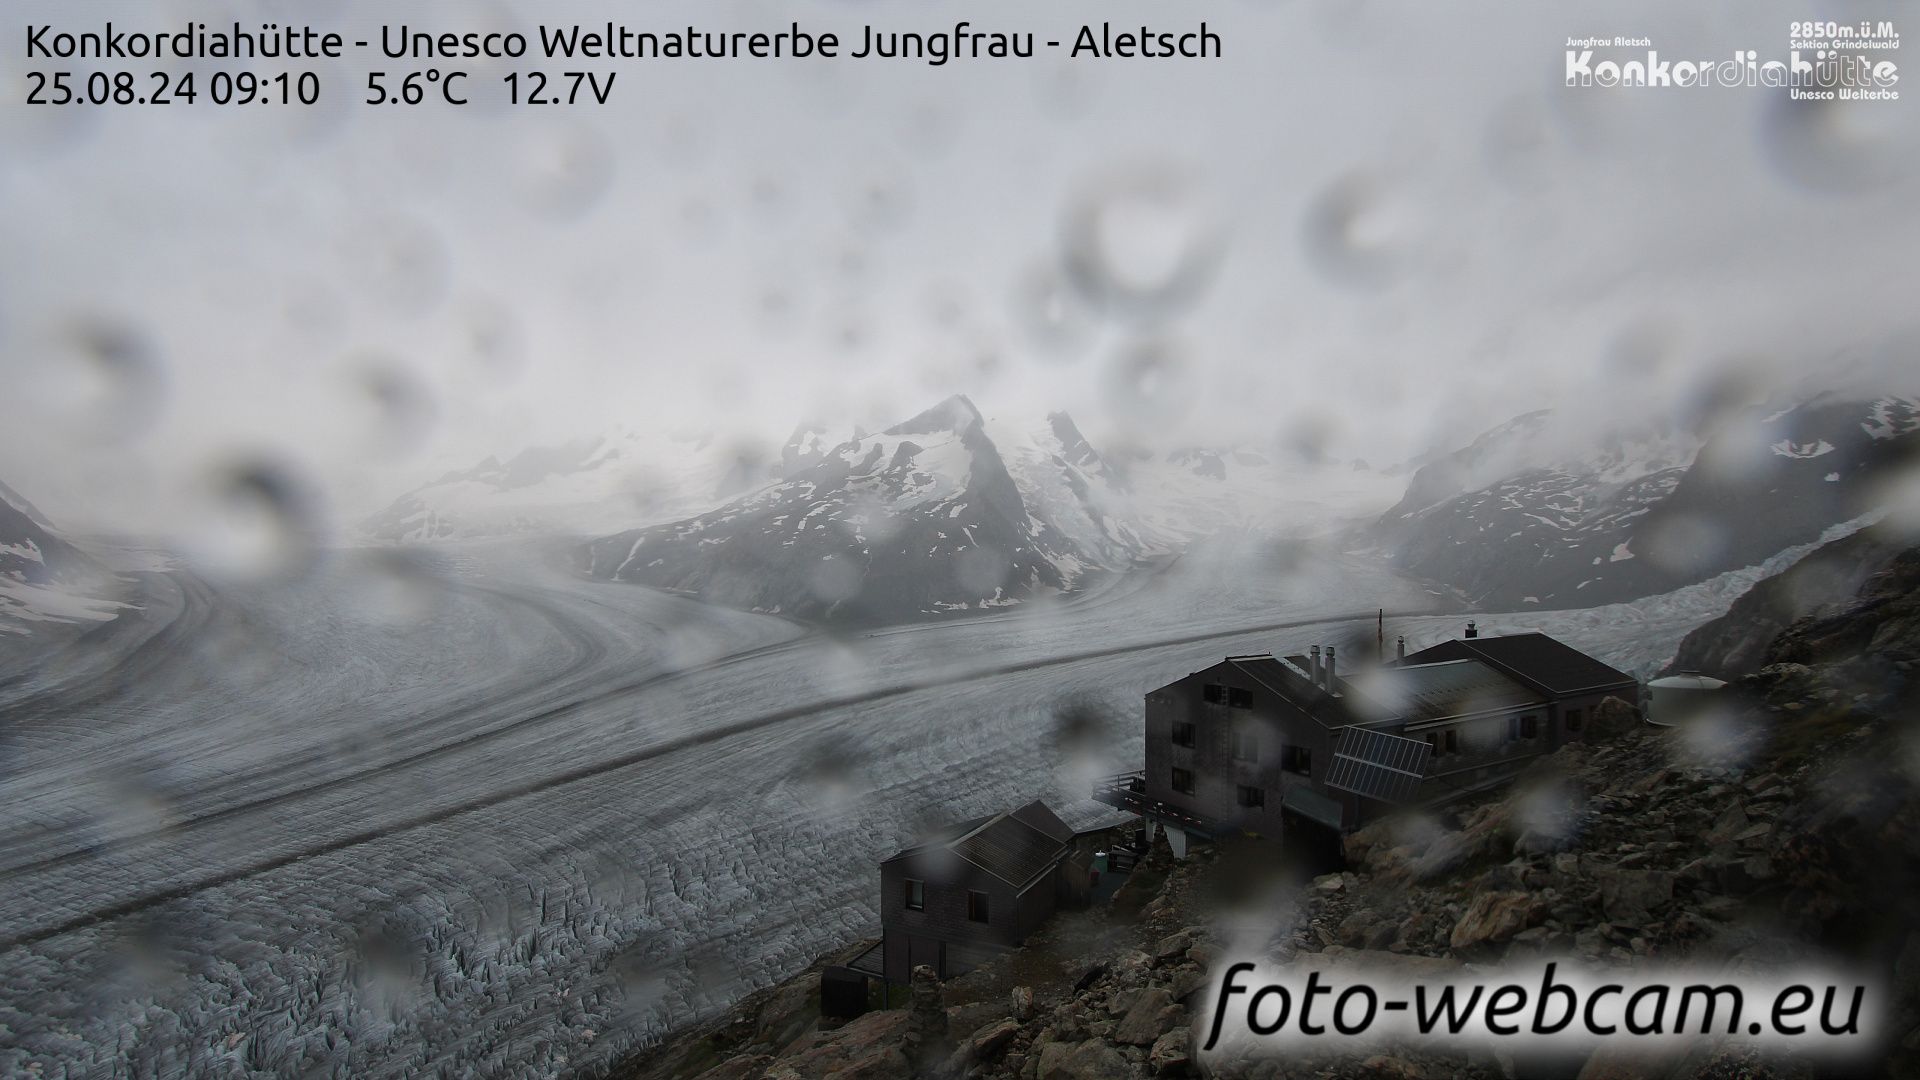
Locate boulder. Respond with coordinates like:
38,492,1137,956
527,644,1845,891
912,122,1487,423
1408,812,1512,882
947,1001,1008,1042
1447,891,1541,952
1337,911,1378,947
1114,988,1179,1046
1036,1038,1138,1080
1594,868,1674,924
1148,1028,1193,1076
1154,929,1198,962
1160,963,1209,1004
963,1018,1021,1065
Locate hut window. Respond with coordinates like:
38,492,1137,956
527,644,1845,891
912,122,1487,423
1202,684,1225,704
904,879,924,911
966,890,990,923
1172,721,1197,748
1171,767,1195,795
1228,687,1254,709
1281,746,1312,775
1567,708,1583,732
1520,714,1539,739
1237,785,1265,809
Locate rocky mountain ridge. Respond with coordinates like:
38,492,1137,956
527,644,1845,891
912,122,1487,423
1377,395,1920,610
578,396,1150,625
0,479,127,635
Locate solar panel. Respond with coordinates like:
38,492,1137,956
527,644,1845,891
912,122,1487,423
951,815,1069,889
1324,726,1432,803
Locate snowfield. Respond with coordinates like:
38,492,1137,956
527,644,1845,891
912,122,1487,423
0,531,1787,1077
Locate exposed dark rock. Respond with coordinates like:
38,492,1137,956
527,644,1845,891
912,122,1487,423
1666,524,1912,678
1374,397,1920,610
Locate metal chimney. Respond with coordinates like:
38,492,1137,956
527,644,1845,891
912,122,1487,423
1325,646,1337,690
1465,621,1478,639
1309,645,1321,686
1396,635,1406,662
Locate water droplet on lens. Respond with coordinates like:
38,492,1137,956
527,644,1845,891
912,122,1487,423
1300,171,1416,288
28,317,166,443
1060,165,1225,322
350,547,446,626
848,169,913,231
182,457,323,583
1102,338,1196,425
351,217,451,316
459,298,528,378
515,125,616,221
344,353,437,456
1011,262,1096,356
1759,81,1908,194
795,733,867,810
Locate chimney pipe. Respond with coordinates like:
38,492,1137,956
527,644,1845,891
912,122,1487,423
1396,635,1406,662
1309,645,1321,686
1325,646,1337,690
1465,621,1478,640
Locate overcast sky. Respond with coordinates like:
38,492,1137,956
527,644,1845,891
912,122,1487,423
3,0,1916,535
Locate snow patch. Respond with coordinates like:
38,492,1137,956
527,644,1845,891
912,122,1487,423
1769,438,1835,459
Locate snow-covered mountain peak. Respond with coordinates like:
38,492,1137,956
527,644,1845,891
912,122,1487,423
891,393,985,436
1388,408,1706,523
578,396,1160,624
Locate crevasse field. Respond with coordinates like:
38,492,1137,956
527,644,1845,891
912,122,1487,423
0,533,1803,1077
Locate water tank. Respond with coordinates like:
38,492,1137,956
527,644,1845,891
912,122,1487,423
1647,673,1728,727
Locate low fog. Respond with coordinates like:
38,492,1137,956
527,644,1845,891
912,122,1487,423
3,0,1916,540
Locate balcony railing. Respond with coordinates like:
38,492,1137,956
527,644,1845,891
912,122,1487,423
1091,770,1217,837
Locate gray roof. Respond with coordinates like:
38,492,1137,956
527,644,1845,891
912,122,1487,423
885,800,1073,891
1224,654,1344,723
1346,658,1547,724
1403,633,1637,697
1009,799,1074,845
1189,650,1546,729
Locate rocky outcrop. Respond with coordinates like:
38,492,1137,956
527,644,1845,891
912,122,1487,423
1664,523,1912,678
